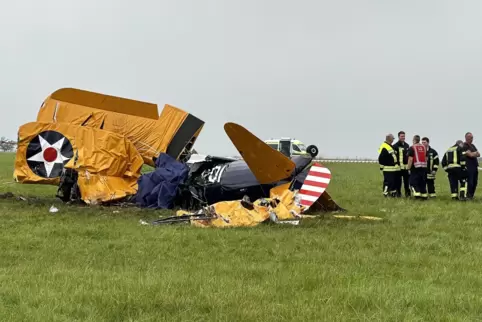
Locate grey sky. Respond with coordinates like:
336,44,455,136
1,0,482,159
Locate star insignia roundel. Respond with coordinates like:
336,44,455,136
26,130,74,178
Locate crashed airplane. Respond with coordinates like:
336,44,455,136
12,88,344,226
170,122,342,214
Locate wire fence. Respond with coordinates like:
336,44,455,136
314,159,377,163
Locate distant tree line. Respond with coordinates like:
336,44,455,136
0,137,16,152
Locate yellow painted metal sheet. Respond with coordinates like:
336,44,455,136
14,121,143,203
37,98,203,166
50,87,159,119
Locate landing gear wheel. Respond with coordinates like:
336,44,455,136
306,145,319,158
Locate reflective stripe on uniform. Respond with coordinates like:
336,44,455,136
389,150,398,165
443,164,461,170
460,186,467,199
443,146,464,169
398,147,407,170
379,142,400,171
429,154,438,171
383,166,399,172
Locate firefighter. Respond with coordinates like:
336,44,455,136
378,133,400,197
392,131,410,197
422,137,439,198
441,140,468,201
406,135,428,199
462,132,479,199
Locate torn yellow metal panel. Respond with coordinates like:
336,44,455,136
265,188,303,220
183,187,302,228
269,182,291,198
193,201,270,228
14,121,143,203
37,95,204,166
224,122,295,184
49,87,159,119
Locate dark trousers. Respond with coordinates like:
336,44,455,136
447,168,467,199
426,178,436,197
409,168,427,199
466,166,478,198
396,169,410,197
383,171,398,197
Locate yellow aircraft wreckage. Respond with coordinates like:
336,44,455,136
12,87,373,227
14,87,204,203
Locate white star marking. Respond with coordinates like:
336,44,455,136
27,135,71,177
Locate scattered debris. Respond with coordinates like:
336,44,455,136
0,192,15,199
332,215,383,221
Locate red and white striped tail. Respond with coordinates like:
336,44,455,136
298,163,331,210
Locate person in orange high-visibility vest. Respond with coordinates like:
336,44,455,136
406,135,428,199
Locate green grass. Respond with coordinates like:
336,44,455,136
1,152,482,321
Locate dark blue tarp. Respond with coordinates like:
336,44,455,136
135,153,189,209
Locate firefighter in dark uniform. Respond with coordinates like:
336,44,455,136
392,131,410,197
441,140,468,200
378,133,400,197
406,135,428,199
422,137,439,198
462,132,480,199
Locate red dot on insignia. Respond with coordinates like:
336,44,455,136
43,147,58,162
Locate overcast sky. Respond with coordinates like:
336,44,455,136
1,0,482,159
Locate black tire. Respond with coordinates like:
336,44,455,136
306,145,319,158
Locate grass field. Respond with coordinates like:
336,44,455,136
1,152,482,321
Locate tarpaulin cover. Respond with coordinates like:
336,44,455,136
136,153,189,209
14,121,143,203
37,94,204,166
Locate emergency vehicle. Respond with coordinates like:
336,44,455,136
264,138,319,158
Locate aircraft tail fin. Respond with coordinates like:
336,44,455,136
223,122,295,184
297,163,345,213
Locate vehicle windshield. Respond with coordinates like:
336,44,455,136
297,144,306,151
